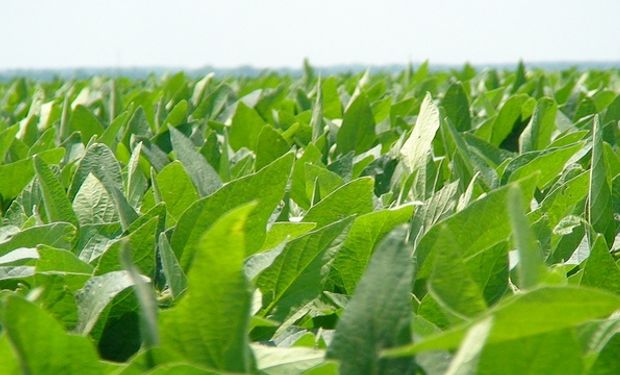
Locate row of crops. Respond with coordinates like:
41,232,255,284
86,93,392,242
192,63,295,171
0,62,619,374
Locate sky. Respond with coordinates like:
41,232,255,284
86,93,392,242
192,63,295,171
1,0,620,70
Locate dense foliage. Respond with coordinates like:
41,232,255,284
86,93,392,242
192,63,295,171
0,62,620,374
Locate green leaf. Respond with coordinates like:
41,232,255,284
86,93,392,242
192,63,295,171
0,125,19,162
160,204,256,373
441,82,471,131
172,153,294,270
95,217,158,276
304,164,344,201
165,99,188,126
385,286,620,356
327,227,414,375
429,224,488,318
476,329,583,375
400,93,441,171
33,155,78,226
257,217,353,321
0,223,76,256
99,110,130,149
68,143,138,230
159,233,187,299
489,95,529,146
336,93,376,155
303,177,375,228
261,222,318,251
229,102,265,151
253,345,326,375
153,161,200,222
72,173,119,225
333,204,414,294
416,176,538,278
168,126,222,197
120,244,160,349
588,115,615,245
581,234,620,294
507,186,546,290
1,295,103,374
0,335,20,374
74,270,140,334
444,318,493,375
70,105,104,143
507,143,582,189
126,143,147,208
256,125,290,170
36,245,93,274
0,148,65,200
519,97,557,152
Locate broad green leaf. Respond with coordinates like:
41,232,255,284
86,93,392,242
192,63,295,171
120,244,160,349
33,155,78,226
262,222,318,251
588,334,620,375
126,143,147,208
400,93,440,171
336,93,375,155
165,99,188,126
160,204,256,373
145,364,216,375
507,143,582,189
507,186,546,289
410,180,459,241
0,148,65,200
519,97,557,152
444,318,493,375
257,217,353,321
0,223,76,256
253,345,326,375
385,286,620,356
159,233,187,299
302,177,374,228
441,82,471,131
321,76,342,119
429,224,488,318
172,153,294,270
168,126,222,196
68,143,123,197
442,119,498,192
540,170,589,229
256,125,290,170
95,217,158,276
588,115,615,245
74,270,140,334
0,335,20,374
153,161,200,222
333,204,414,294
99,110,130,149
73,173,119,225
416,176,538,278
0,125,19,162
68,143,137,229
70,105,104,143
581,234,620,294
327,227,414,375
229,102,265,151
476,329,583,375
1,295,103,374
489,94,529,146
304,163,344,201
36,245,93,274
290,144,323,209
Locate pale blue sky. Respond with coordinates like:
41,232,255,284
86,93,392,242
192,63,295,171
1,0,619,69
